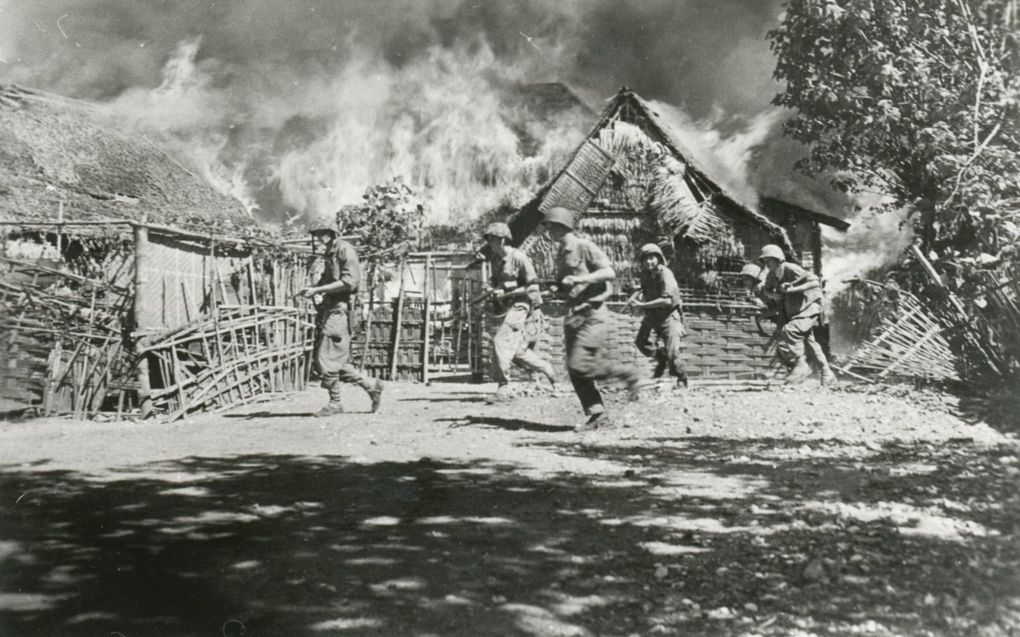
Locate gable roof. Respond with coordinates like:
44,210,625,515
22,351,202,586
508,87,795,254
0,85,254,233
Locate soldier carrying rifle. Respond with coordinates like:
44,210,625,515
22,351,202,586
480,222,557,404
540,206,642,432
296,217,384,416
627,243,688,388
754,244,835,385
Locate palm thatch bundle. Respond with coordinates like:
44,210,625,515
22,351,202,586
594,121,737,249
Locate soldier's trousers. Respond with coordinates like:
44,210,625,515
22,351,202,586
491,304,555,384
635,312,686,379
564,306,640,416
777,313,821,368
317,311,373,404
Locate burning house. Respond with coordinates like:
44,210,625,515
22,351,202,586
494,87,850,381
0,85,319,419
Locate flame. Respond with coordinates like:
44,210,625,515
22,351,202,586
102,37,586,225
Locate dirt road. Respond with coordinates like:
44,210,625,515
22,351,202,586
1,380,1018,636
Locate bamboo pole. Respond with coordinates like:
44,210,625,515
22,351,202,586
56,201,64,256
422,253,432,383
133,219,154,418
389,257,407,381
360,263,376,371
452,279,463,371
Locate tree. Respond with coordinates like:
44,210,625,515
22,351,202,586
768,0,1020,263
335,179,426,300
335,179,426,263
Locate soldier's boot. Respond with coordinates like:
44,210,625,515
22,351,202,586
368,379,384,413
486,384,513,404
820,365,837,386
626,376,642,402
317,377,344,416
315,402,345,417
575,411,612,432
671,362,689,389
786,360,812,384
652,350,668,379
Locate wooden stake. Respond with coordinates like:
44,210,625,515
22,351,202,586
389,257,407,381
133,218,153,418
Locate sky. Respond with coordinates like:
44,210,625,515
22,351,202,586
0,0,908,277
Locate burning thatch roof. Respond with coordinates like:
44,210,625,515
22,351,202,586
508,87,795,254
0,85,253,232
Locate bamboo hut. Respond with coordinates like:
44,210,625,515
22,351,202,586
0,85,317,419
493,87,850,381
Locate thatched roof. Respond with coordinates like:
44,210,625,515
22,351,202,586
761,197,850,231
508,87,796,254
0,85,253,232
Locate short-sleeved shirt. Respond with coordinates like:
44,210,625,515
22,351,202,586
639,264,683,324
762,261,822,321
489,247,541,314
317,239,361,313
555,236,612,309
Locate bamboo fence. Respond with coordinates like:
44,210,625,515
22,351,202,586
0,219,320,419
0,255,136,417
836,280,959,382
139,305,314,420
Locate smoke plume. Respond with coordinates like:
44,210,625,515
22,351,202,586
0,0,911,278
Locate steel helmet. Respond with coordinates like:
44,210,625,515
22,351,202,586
307,216,338,235
759,244,785,261
541,206,575,230
638,243,665,263
740,263,763,278
482,222,512,240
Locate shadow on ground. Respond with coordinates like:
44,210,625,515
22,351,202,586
1,437,1019,635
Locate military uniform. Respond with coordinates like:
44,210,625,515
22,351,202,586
556,235,640,419
761,259,832,381
488,246,556,388
634,254,687,384
315,238,380,410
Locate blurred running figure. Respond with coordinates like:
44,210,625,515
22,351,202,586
482,222,557,403
628,243,688,387
297,217,384,416
540,206,642,432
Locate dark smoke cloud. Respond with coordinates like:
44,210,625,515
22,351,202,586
4,0,905,283
1,0,784,117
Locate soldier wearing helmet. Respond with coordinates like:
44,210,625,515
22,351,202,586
758,243,834,384
539,206,641,432
739,262,769,313
627,243,688,387
297,215,383,416
481,221,556,403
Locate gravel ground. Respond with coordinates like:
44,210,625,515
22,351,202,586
1,379,1018,636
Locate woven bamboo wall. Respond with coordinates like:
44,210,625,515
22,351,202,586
138,233,250,331
479,292,777,383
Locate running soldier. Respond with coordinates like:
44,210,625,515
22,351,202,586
629,243,688,387
540,206,642,431
297,217,384,416
758,244,835,384
482,222,557,404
